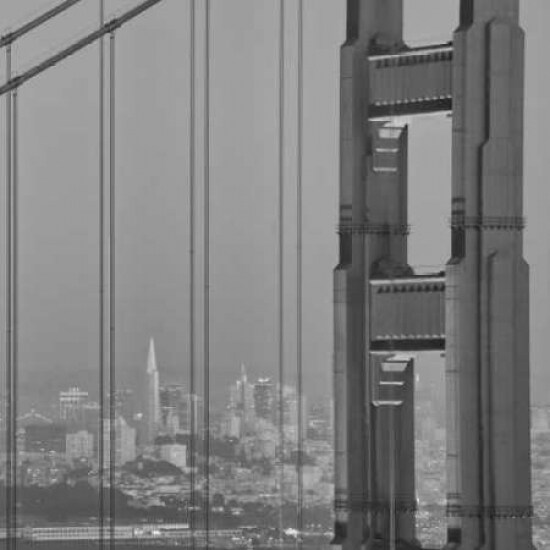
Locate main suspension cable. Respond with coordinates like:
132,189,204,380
277,0,286,545
189,0,197,547
0,0,166,98
203,0,211,547
0,0,84,49
296,0,304,546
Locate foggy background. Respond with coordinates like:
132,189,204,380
0,0,547,413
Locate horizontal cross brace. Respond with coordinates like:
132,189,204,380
368,43,453,119
370,338,445,352
369,276,445,346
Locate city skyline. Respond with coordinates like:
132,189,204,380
2,333,550,547
6,337,325,427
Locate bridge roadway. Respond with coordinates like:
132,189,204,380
0,525,335,548
0,523,242,542
0,525,443,548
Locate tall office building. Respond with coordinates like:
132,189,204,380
159,384,204,437
59,387,89,424
160,384,185,434
146,338,161,444
102,415,136,468
253,378,274,421
227,364,255,437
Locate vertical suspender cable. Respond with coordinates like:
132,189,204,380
4,44,14,550
277,0,286,546
296,0,304,547
5,86,18,550
11,87,19,550
108,30,117,550
188,1,197,546
98,0,106,547
203,0,211,547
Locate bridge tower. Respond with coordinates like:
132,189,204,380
333,1,534,550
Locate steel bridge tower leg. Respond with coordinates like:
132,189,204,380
333,2,419,550
446,1,535,549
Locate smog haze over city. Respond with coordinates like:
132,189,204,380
0,0,548,409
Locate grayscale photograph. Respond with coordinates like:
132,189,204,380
0,1,548,549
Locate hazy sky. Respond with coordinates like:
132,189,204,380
0,0,548,411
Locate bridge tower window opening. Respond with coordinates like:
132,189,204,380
403,0,459,49
406,117,451,273
385,13,454,546
413,351,447,548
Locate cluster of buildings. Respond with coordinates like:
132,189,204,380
0,338,333,490
0,339,196,483
3,339,550,548
218,364,330,445
18,392,137,468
